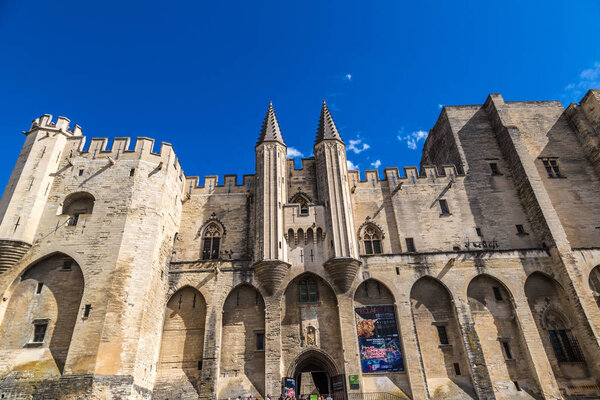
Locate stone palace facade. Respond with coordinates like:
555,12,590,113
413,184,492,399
1,90,600,400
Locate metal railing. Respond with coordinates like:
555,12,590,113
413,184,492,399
347,393,407,400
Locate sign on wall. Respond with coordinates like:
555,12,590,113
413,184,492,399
355,305,404,373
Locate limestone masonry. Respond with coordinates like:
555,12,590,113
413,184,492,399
1,91,600,400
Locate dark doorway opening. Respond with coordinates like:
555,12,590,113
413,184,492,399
295,362,330,396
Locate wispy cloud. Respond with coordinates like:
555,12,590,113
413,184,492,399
287,147,304,158
344,73,352,82
347,160,359,170
370,159,381,169
565,62,600,99
397,130,428,150
438,104,443,109
348,138,370,154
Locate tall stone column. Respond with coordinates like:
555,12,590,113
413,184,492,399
453,298,496,400
335,292,362,395
199,302,223,399
264,294,283,396
395,300,428,399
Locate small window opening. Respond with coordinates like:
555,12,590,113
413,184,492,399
198,360,202,370
439,199,450,215
395,267,400,275
502,341,513,359
83,304,92,318
516,225,526,235
475,227,482,237
453,363,461,375
62,260,73,270
256,332,265,350
493,287,503,301
130,168,135,177
514,381,521,391
78,169,84,176
298,277,318,303
405,238,416,253
542,158,562,178
437,325,449,345
489,163,500,175
36,282,44,294
33,323,47,343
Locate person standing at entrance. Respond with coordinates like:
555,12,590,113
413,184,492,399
326,395,332,400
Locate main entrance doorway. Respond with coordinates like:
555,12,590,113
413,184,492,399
287,350,345,399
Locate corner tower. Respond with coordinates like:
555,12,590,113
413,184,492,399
0,115,81,273
313,101,360,292
253,102,291,295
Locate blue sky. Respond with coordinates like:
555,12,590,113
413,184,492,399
1,1,599,189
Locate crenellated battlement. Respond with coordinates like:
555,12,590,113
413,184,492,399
29,114,83,136
348,164,463,189
59,136,182,171
184,174,255,195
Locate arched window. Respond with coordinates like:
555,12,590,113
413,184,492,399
361,225,383,255
290,193,311,216
62,192,95,226
543,310,584,363
298,277,318,303
201,222,222,260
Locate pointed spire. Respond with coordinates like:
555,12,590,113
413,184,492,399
315,100,343,144
257,101,285,146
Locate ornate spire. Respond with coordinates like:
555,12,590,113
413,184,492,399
315,100,343,144
257,101,285,146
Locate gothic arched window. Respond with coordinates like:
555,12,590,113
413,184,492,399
298,277,318,303
201,222,222,260
362,225,383,255
290,193,311,216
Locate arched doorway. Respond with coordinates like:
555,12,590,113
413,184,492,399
287,350,338,397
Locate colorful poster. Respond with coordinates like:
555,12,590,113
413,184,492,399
355,305,404,373
283,377,296,398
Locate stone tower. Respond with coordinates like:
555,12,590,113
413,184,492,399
313,101,360,292
0,115,80,273
253,102,291,295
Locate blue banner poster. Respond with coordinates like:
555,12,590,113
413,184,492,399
355,305,404,373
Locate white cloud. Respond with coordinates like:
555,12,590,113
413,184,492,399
438,104,443,109
371,159,381,169
348,138,370,154
344,73,352,81
347,160,359,170
565,62,600,99
287,147,304,158
397,130,428,150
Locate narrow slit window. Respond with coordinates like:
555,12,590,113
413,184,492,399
489,163,500,175
516,225,526,235
514,381,521,391
130,168,136,177
256,332,265,351
62,260,73,271
405,238,416,253
437,325,449,345
439,199,450,215
83,304,92,318
453,363,461,375
78,169,84,176
502,341,513,359
36,282,44,294
33,323,47,343
493,286,503,301
476,227,482,237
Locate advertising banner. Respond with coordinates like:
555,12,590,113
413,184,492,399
355,305,404,373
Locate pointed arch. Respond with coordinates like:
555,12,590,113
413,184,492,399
61,192,95,226
410,276,475,397
290,192,312,216
354,278,395,306
0,253,84,375
199,216,225,260
219,284,265,398
467,274,540,397
589,265,600,308
155,286,206,397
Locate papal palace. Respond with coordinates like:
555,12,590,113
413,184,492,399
1,90,600,400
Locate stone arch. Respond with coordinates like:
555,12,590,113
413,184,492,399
358,222,384,255
0,252,84,376
354,278,395,306
218,284,265,399
61,191,95,226
154,286,207,398
297,228,305,245
282,273,343,384
410,276,475,399
524,272,594,394
467,274,540,399
589,265,600,308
